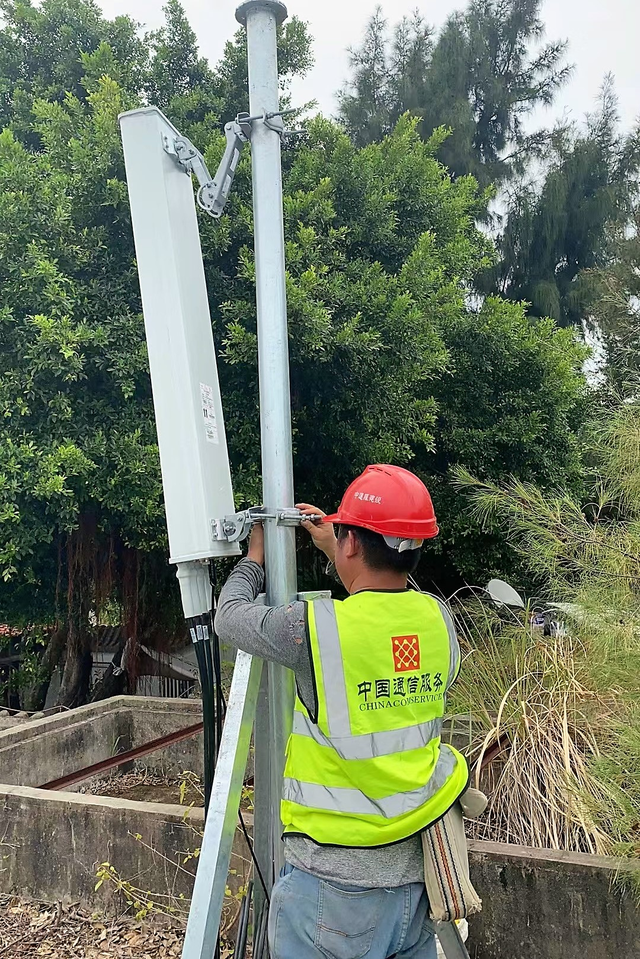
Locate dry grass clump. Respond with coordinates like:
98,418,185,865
450,602,621,856
450,401,640,891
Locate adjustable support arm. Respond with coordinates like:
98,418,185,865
163,108,303,220
166,114,252,219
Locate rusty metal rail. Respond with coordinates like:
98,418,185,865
39,721,204,791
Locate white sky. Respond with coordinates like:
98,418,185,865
98,0,640,132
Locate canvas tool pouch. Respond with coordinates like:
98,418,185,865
421,787,487,923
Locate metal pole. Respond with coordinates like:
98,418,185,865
236,0,296,904
436,921,472,959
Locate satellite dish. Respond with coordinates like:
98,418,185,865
486,579,526,609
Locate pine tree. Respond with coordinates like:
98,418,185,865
490,77,640,327
338,0,571,188
388,12,433,123
589,208,640,392
338,7,392,147
435,0,570,185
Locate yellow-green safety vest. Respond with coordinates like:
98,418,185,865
281,590,468,847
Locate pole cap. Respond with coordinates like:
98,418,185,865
235,0,288,26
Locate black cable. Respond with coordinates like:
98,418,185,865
213,646,225,754
209,562,224,757
204,619,217,808
253,903,269,959
208,560,224,770
238,805,270,905
202,627,218,758
191,624,215,814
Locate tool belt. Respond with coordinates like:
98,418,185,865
421,787,487,923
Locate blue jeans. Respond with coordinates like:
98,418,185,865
268,863,437,959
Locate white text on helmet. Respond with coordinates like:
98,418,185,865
354,492,382,504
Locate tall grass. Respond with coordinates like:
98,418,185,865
449,601,624,856
450,399,640,884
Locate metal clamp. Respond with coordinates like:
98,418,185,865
211,506,320,544
163,108,304,218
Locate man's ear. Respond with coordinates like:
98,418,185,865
345,529,360,559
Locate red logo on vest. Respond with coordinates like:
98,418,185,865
392,635,420,672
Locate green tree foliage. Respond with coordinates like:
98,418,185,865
199,117,587,590
0,0,588,705
0,77,167,705
422,298,588,585
212,14,313,119
214,119,493,516
0,0,147,135
339,0,570,188
0,0,315,705
144,0,212,109
588,208,640,393
337,7,398,147
489,78,640,327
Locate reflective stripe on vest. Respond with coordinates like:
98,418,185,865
291,708,443,760
283,743,457,818
313,598,351,736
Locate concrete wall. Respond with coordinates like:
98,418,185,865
0,697,210,911
468,840,640,959
0,700,125,787
126,697,203,780
0,696,203,787
0,783,203,909
2,696,637,953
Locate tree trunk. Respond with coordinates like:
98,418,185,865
57,639,92,708
56,523,94,709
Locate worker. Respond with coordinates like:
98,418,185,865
215,464,468,959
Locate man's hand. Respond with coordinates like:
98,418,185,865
296,503,336,563
247,523,265,566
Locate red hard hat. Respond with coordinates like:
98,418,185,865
324,465,439,544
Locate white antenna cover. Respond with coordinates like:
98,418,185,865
119,107,240,564
486,578,526,609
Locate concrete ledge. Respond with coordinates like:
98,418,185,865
0,783,204,909
468,840,640,958
0,696,203,787
0,697,207,910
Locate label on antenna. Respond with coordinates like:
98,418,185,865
200,383,219,444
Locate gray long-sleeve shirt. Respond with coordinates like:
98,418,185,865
214,558,427,888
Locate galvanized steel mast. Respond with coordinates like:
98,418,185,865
234,0,297,911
